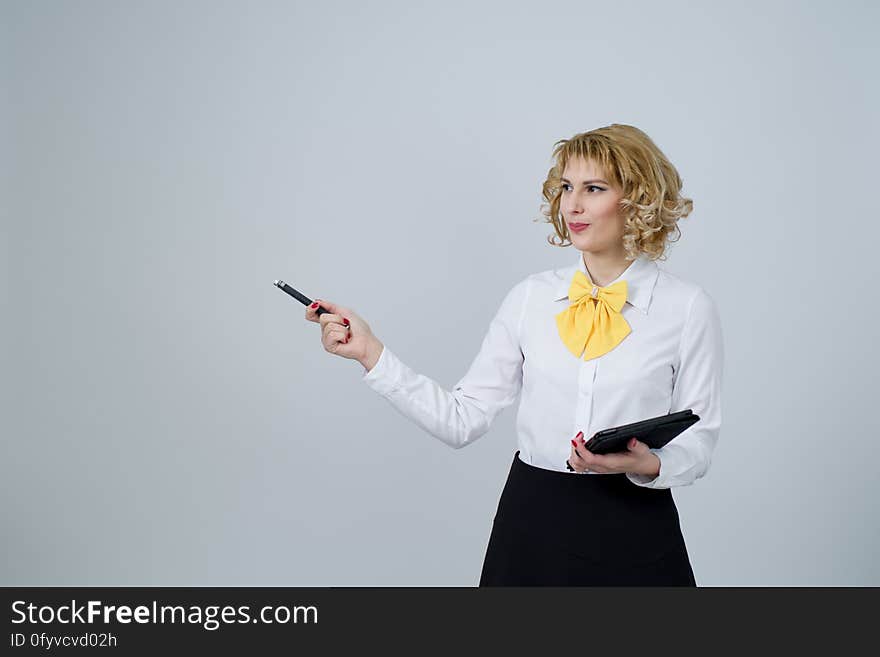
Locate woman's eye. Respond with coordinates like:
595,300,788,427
561,184,604,193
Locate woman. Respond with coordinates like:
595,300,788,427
305,124,724,586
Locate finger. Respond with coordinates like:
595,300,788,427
317,308,351,332
324,326,349,348
574,445,619,474
580,451,608,473
318,311,344,328
332,326,349,345
627,437,647,454
322,322,349,344
305,299,322,322
317,299,351,329
572,432,588,456
572,452,592,473
578,433,595,454
570,441,589,469
307,298,339,323
314,298,340,314
320,319,349,338
575,436,598,463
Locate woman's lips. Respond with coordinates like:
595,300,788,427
569,222,590,233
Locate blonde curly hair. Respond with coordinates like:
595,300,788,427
536,124,693,261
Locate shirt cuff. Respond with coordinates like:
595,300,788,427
625,448,667,489
360,344,400,397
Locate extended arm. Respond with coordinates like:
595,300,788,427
359,278,530,449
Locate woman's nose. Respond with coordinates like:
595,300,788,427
565,198,584,215
564,193,583,213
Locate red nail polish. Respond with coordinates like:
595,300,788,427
576,431,583,439
310,302,318,308
571,439,577,447
343,318,350,326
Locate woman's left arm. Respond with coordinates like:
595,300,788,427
626,287,724,489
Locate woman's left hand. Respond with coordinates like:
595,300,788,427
569,432,660,476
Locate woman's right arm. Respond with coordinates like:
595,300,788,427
358,278,531,449
359,338,385,373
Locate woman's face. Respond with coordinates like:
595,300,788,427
560,157,626,256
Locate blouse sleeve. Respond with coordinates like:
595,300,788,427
359,277,530,449
626,287,724,489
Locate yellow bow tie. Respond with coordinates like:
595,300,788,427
555,270,631,361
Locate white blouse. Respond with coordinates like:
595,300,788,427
360,251,724,489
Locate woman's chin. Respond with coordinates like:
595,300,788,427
571,234,596,246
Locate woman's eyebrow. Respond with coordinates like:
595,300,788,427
560,177,608,185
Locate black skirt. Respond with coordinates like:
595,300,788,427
479,450,696,586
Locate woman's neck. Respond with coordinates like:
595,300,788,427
582,251,632,287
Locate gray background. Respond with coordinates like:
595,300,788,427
2,0,878,586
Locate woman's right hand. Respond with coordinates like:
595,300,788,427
305,297,380,366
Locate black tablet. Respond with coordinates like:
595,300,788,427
583,409,700,455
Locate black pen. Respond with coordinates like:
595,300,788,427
273,280,330,317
